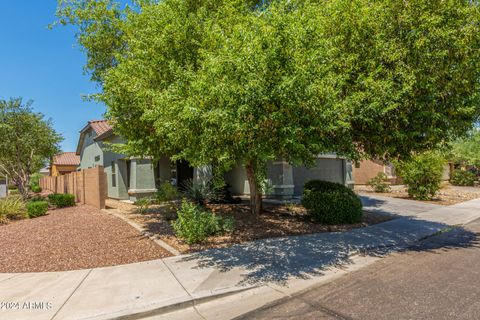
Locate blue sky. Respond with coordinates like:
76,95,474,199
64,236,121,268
0,1,106,152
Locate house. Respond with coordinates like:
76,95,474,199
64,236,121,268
76,119,353,201
352,160,396,185
0,175,7,199
50,152,80,176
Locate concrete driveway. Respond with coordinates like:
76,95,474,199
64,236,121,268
236,218,480,320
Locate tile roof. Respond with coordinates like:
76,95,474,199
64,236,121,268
88,120,112,137
52,152,80,166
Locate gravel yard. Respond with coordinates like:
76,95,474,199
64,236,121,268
106,199,392,254
356,183,480,206
0,205,171,273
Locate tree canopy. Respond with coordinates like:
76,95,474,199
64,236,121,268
0,98,63,198
449,129,480,167
57,0,480,213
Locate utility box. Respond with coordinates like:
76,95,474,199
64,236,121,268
0,177,7,198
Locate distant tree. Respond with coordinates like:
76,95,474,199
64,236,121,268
0,98,62,198
449,129,480,167
57,0,480,214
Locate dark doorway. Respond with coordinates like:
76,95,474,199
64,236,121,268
126,159,131,189
176,160,194,190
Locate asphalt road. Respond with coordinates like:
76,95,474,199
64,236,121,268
236,219,480,320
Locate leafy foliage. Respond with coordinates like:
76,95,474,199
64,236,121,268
0,98,62,198
155,182,179,203
181,179,213,206
26,201,49,218
302,180,363,225
367,172,391,193
29,172,43,193
449,130,480,167
134,197,151,214
48,193,76,208
172,199,235,244
0,197,27,223
450,169,476,187
57,0,480,214
395,153,445,200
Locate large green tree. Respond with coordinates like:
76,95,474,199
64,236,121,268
57,0,480,214
0,98,63,198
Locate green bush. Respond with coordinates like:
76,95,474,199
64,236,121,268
30,185,42,193
172,199,235,244
367,172,391,193
181,179,213,205
156,182,179,203
450,169,476,186
0,197,27,223
135,197,152,214
301,180,363,225
48,193,76,208
26,201,49,218
395,153,445,200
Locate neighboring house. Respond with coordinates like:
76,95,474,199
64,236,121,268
39,167,50,176
352,160,396,185
0,175,7,199
50,152,80,176
76,119,353,201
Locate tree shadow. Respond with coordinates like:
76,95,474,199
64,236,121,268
178,217,479,286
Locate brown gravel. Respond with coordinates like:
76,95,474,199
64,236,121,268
0,205,171,273
107,199,392,254
356,183,480,206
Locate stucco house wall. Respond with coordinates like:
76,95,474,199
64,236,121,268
0,176,7,198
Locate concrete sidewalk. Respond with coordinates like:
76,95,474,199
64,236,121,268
1,196,480,320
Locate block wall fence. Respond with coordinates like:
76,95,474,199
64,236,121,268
40,166,107,209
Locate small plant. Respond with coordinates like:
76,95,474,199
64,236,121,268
395,152,445,200
450,169,476,186
301,180,363,225
30,185,42,193
181,179,213,205
367,172,391,193
0,197,27,223
155,182,179,203
48,193,76,208
135,197,151,214
26,201,49,218
172,199,235,244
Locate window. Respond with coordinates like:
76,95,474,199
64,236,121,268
94,155,100,162
111,161,116,187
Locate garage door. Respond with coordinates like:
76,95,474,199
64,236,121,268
292,158,344,196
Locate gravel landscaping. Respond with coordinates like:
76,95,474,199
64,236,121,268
356,183,480,206
106,199,392,254
0,205,171,273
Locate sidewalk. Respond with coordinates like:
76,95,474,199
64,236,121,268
1,196,480,320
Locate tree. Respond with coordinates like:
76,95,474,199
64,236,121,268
449,129,480,167
0,98,62,198
57,0,480,214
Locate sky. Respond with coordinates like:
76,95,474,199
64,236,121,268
0,1,107,152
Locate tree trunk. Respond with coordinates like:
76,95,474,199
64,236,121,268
245,161,263,215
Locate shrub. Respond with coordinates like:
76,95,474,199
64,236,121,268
26,201,49,218
30,185,42,193
135,197,151,214
209,183,242,204
450,169,476,186
0,197,27,223
172,199,235,244
395,153,445,200
155,182,179,203
367,172,391,193
48,193,76,208
181,179,213,205
301,180,363,225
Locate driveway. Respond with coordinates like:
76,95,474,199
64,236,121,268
0,205,171,272
236,218,480,320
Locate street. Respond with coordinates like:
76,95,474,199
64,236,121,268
236,218,480,320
